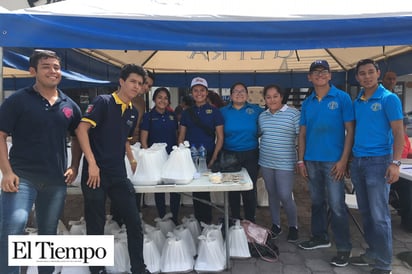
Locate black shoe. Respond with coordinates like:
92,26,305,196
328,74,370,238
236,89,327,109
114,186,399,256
330,251,350,267
271,224,282,239
349,253,374,266
370,268,392,274
298,237,331,250
287,226,298,243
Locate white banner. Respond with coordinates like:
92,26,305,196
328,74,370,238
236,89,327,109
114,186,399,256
8,235,114,266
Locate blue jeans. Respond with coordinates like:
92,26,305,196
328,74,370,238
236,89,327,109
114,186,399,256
305,161,352,252
0,178,67,274
81,172,145,274
350,155,392,271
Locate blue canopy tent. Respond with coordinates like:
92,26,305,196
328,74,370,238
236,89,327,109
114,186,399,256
1,0,412,90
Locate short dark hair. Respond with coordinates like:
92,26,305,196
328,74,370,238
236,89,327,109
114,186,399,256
152,87,170,101
230,82,248,94
355,59,379,74
29,49,60,69
119,64,146,81
263,84,284,98
145,70,155,82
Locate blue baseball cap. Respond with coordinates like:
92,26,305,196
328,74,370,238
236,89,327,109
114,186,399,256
310,60,330,72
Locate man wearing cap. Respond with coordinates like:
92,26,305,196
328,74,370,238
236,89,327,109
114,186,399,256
178,77,224,224
297,60,354,267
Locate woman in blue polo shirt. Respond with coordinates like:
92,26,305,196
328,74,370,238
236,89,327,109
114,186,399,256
140,87,180,224
220,82,263,222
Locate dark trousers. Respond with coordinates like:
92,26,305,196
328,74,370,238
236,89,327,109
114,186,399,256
227,148,259,222
81,173,145,274
155,192,181,224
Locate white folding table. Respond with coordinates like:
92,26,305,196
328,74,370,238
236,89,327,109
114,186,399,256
67,168,253,269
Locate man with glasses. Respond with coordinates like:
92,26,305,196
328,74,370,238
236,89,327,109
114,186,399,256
297,60,354,267
349,59,403,274
0,49,82,274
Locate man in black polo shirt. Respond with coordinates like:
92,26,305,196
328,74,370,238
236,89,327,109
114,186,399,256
0,49,82,274
75,64,149,274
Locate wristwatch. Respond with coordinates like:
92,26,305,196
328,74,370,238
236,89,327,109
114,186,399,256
392,160,402,167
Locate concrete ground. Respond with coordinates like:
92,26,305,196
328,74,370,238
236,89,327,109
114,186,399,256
54,175,412,274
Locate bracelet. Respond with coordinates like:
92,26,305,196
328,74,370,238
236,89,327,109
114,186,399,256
130,159,137,165
297,160,304,167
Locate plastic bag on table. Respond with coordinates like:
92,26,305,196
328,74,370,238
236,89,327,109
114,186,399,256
143,235,161,274
132,143,168,185
228,220,251,258
182,214,201,246
125,142,141,179
174,225,197,257
155,212,176,236
161,141,196,185
160,232,194,273
194,233,226,273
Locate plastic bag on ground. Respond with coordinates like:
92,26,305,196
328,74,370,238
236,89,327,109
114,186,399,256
182,214,201,246
174,225,197,257
194,233,226,273
155,212,176,236
160,232,194,273
228,220,251,258
143,235,161,274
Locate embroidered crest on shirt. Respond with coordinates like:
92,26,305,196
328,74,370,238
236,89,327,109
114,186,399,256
169,115,175,120
86,104,94,113
371,103,382,112
328,101,339,110
246,107,255,114
62,107,73,119
206,109,213,114
126,120,134,127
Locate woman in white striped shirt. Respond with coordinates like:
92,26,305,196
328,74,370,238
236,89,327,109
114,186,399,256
258,84,300,243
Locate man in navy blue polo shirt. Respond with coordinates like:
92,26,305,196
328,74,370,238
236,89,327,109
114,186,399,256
0,49,82,274
75,64,150,274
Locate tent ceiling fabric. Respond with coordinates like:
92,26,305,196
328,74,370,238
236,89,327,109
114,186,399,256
79,46,412,73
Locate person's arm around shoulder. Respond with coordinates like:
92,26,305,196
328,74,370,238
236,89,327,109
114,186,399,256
75,122,100,189
387,119,404,184
297,125,308,178
0,131,18,192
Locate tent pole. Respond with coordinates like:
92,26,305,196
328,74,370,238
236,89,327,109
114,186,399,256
0,47,3,103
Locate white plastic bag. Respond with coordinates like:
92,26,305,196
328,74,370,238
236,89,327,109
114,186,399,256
146,226,166,253
143,235,161,274
182,214,201,246
125,142,141,179
57,219,70,235
106,233,130,274
160,232,194,273
104,215,121,235
194,233,226,273
228,220,251,258
174,225,197,257
132,143,168,185
60,266,90,274
155,213,176,236
161,142,196,185
201,222,224,255
68,217,87,235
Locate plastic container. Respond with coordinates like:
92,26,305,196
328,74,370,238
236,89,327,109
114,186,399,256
197,144,208,173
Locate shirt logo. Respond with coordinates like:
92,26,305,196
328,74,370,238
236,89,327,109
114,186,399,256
206,109,213,114
126,120,133,127
86,104,94,114
246,107,255,115
169,115,175,120
328,101,339,110
62,107,73,119
371,103,382,112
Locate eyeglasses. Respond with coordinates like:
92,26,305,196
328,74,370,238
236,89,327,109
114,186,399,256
310,69,329,76
232,89,247,95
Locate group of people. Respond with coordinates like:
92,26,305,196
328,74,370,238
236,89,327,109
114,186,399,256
0,49,405,274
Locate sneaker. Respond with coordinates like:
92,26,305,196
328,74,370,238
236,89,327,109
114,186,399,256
349,253,374,266
330,251,351,267
370,269,392,274
271,224,282,239
298,237,331,250
287,227,299,243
